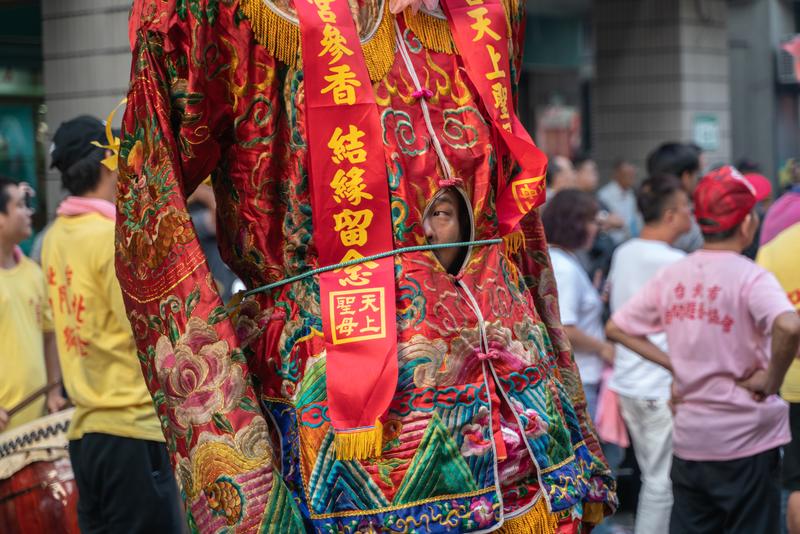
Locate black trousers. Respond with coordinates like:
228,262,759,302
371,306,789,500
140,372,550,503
69,433,183,534
670,448,781,534
783,402,800,491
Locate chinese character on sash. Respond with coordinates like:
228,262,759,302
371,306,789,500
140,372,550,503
331,167,374,205
511,176,545,213
329,287,387,344
336,250,379,287
319,24,353,63
328,125,367,164
322,64,361,105
467,7,501,41
333,208,374,247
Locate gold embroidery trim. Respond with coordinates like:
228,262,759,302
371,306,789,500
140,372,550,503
239,0,396,82
310,486,496,519
119,248,206,304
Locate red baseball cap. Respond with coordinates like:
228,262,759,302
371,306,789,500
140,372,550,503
694,166,764,234
743,172,773,202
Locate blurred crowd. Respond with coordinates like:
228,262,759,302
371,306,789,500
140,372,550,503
2,117,800,533
539,142,800,534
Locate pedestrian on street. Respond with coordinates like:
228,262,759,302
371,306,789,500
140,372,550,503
646,142,704,252
44,116,184,533
606,175,692,534
606,165,800,534
757,220,800,533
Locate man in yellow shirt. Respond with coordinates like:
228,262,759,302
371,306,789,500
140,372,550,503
757,221,800,534
0,178,65,432
43,116,181,533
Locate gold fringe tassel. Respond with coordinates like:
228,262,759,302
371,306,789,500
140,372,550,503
239,0,396,82
503,230,525,257
403,9,456,54
241,0,517,72
502,0,517,37
498,496,558,534
333,421,383,460
362,2,397,81
240,0,301,73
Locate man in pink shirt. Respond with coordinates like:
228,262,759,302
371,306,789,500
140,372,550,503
606,166,800,533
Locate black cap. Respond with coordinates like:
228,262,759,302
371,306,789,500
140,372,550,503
50,115,108,173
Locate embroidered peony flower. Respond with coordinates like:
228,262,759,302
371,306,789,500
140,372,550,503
155,317,246,432
128,309,150,341
460,406,492,457
470,496,496,528
460,423,492,457
508,396,550,440
497,426,535,484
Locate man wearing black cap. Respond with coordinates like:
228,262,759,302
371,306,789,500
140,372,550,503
43,115,183,533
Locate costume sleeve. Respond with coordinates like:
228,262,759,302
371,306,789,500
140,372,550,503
518,210,618,518
116,3,303,531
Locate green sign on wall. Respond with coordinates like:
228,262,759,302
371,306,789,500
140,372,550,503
523,16,584,69
693,114,720,152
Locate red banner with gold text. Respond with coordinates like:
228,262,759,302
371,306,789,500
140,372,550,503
296,0,397,460
440,0,549,234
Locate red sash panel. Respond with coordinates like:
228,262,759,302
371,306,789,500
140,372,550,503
440,0,549,234
296,0,398,459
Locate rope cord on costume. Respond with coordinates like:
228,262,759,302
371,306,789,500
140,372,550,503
242,238,503,298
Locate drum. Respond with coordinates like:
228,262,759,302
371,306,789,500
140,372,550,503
0,409,79,534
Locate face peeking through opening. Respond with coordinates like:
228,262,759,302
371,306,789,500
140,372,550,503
423,187,471,275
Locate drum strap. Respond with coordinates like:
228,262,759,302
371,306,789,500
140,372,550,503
7,381,62,418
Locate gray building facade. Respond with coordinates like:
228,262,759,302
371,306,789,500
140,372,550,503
42,0,129,217
33,0,800,216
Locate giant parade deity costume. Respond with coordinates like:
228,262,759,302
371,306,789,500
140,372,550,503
116,0,617,531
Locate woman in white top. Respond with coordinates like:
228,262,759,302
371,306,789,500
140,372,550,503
542,189,615,419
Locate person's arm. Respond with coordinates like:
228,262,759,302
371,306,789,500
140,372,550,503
187,184,217,237
738,311,800,401
43,332,67,413
605,319,672,372
40,272,66,413
737,270,800,400
597,210,625,231
563,325,615,364
605,273,668,367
